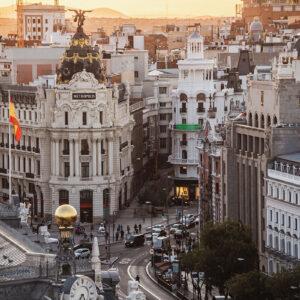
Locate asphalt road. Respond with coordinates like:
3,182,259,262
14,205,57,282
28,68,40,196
106,241,176,300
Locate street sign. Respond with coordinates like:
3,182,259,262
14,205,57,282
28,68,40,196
150,248,154,255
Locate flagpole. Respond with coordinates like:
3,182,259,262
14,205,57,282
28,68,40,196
8,90,12,205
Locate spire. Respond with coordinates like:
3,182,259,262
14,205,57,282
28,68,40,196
91,237,103,291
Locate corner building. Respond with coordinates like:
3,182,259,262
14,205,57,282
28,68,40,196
0,24,134,223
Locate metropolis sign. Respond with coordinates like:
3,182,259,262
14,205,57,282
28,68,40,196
72,93,96,100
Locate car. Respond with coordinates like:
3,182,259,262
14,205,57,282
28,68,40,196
74,248,90,259
194,216,200,224
152,228,162,235
125,234,145,247
174,229,189,239
181,214,194,222
170,224,183,234
153,224,165,231
74,243,93,251
98,223,106,234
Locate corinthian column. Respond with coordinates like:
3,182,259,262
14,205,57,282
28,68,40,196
108,138,113,175
97,139,102,176
70,139,74,177
75,139,79,177
92,139,97,177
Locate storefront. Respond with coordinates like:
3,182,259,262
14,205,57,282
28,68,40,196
174,179,199,201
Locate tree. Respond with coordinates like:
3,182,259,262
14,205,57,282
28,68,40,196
226,270,272,300
266,266,300,300
179,220,258,297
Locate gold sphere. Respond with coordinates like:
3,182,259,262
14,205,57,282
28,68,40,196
55,204,77,227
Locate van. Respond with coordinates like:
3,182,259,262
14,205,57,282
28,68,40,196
125,234,145,247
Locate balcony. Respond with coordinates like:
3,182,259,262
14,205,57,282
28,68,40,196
81,150,90,155
27,146,31,152
180,140,187,146
180,107,187,113
16,144,20,150
25,173,34,179
21,145,26,151
197,108,205,113
175,124,201,131
101,149,106,155
0,168,7,174
208,107,217,118
5,143,9,148
11,144,15,149
63,149,70,155
0,142,4,147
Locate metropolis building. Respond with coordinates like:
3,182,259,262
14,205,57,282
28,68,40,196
0,22,134,223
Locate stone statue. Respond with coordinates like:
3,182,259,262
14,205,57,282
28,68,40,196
69,9,92,29
19,202,29,223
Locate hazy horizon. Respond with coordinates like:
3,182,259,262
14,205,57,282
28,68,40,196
0,0,240,17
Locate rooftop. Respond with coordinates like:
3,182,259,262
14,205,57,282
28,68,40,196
277,152,300,164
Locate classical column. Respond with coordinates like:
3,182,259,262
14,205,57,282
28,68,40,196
70,139,74,177
92,139,97,177
51,140,55,176
75,139,79,177
55,139,59,176
108,138,113,175
97,139,102,176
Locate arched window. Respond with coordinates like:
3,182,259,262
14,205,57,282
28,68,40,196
268,234,273,247
59,189,69,206
221,83,224,90
182,150,187,159
248,112,252,126
254,113,258,127
180,93,187,101
197,93,206,101
273,115,278,125
267,115,271,127
261,114,265,129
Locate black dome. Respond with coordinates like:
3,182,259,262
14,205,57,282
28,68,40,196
56,27,106,84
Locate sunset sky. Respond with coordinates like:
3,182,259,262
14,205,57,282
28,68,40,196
0,0,241,17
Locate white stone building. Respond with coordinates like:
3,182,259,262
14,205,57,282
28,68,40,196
0,25,134,223
266,154,300,274
168,32,244,201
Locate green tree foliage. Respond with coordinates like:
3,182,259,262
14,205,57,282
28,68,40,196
179,220,258,296
226,270,272,300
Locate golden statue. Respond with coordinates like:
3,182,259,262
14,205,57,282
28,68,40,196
69,9,92,28
55,204,77,227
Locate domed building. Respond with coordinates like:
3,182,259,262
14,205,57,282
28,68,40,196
0,14,134,224
249,16,263,42
56,25,106,85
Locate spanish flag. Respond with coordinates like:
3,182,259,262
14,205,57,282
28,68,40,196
9,98,22,142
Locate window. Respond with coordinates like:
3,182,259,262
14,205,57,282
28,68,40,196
134,71,139,78
182,150,187,159
182,118,186,124
159,87,167,94
23,157,26,172
160,125,167,133
198,119,203,126
299,98,300,108
37,160,40,176
261,91,264,106
64,162,70,178
180,93,187,101
82,112,87,125
296,193,298,205
295,218,298,230
288,216,291,228
99,111,103,124
37,19,41,24
36,137,39,150
276,212,278,224
63,139,69,155
216,183,219,194
197,93,206,101
38,27,41,32
160,114,167,121
197,102,204,113
24,110,26,120
81,139,89,155
295,244,298,259
81,162,89,178
59,190,69,205
281,239,285,252
282,214,285,226
180,166,187,174
160,138,167,149
65,111,68,125
160,102,166,107
45,19,48,24
33,27,36,32
268,234,273,247
270,210,273,222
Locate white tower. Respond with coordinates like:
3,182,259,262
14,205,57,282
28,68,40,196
187,31,204,60
91,237,103,292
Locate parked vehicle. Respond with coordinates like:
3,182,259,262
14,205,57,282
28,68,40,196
98,223,106,234
153,224,165,231
180,214,194,223
145,234,152,245
74,243,93,251
170,224,183,234
125,234,145,247
74,248,90,259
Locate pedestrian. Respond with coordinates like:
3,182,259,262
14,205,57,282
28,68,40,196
127,225,130,234
121,229,124,239
90,232,93,241
116,231,119,241
105,231,109,242
117,224,120,232
135,275,140,282
138,224,142,233
120,224,123,231
134,224,138,233
91,224,94,231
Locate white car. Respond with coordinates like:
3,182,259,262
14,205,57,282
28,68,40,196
44,232,58,244
98,223,106,234
153,224,165,231
74,248,90,259
194,216,200,224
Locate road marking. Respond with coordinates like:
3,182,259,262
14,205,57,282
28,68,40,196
127,255,160,300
